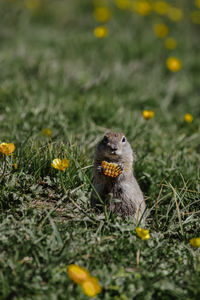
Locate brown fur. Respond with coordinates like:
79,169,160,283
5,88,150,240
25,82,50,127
91,132,145,219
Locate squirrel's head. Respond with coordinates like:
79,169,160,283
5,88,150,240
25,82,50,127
96,132,134,163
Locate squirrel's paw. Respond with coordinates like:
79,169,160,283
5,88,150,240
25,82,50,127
96,165,103,174
118,163,124,171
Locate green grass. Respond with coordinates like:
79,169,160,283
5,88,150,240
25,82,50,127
0,0,200,299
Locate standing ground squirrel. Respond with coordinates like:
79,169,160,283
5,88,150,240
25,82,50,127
91,132,145,219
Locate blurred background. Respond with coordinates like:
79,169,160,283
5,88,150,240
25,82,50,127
0,0,200,145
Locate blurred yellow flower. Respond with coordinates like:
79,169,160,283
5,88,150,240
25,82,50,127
0,143,15,155
154,23,168,38
115,0,131,10
94,26,108,38
184,113,193,123
81,276,102,297
51,158,69,171
136,227,150,240
67,264,90,284
42,128,52,137
189,238,200,248
13,163,18,170
164,37,177,50
133,1,152,16
142,110,155,120
166,57,182,72
195,0,200,9
94,6,111,22
153,1,169,15
190,11,200,24
24,0,41,12
167,7,183,22
67,264,102,297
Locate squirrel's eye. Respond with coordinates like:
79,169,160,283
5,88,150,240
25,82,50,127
102,136,108,144
122,136,126,143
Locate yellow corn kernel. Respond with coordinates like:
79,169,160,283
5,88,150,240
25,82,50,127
101,161,122,177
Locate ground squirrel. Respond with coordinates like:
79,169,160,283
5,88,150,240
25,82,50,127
91,132,145,219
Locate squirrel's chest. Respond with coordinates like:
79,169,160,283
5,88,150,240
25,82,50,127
104,178,133,200
108,180,124,198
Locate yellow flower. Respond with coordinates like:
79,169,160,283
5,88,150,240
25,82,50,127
81,276,102,297
184,113,193,123
0,143,15,155
166,57,182,72
196,0,200,9
133,1,152,16
164,37,177,50
13,163,18,170
115,0,131,10
189,238,200,248
153,1,169,15
94,6,111,23
190,11,200,25
94,26,108,38
154,23,169,38
24,0,41,12
51,158,69,171
42,128,52,137
67,264,90,284
167,7,183,22
142,110,155,120
136,227,150,240
67,264,102,297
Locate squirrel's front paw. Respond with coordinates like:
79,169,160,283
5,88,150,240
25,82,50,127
96,165,103,174
118,163,124,171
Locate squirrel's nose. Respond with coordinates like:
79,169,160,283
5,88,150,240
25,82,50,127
109,145,118,151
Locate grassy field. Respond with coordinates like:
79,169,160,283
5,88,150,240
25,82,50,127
0,0,200,299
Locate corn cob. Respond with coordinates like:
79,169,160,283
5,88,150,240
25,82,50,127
101,160,123,178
